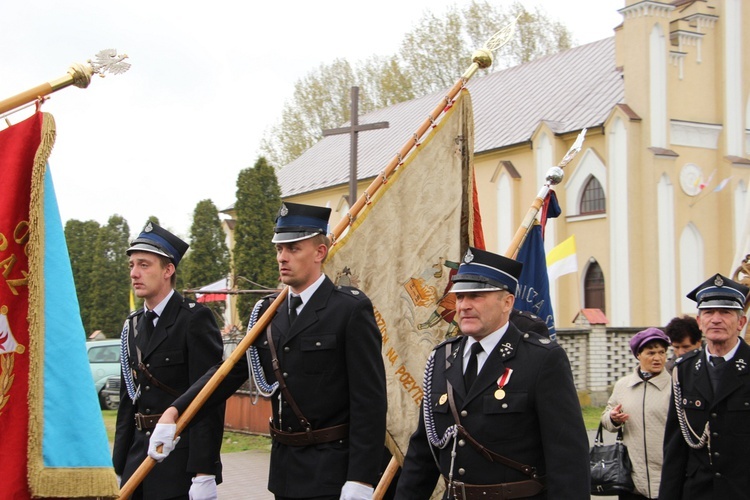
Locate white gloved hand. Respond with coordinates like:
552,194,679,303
340,481,374,500
147,423,180,462
189,475,218,500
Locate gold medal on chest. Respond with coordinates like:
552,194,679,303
494,389,506,400
439,393,448,405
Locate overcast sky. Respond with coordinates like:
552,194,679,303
0,0,624,239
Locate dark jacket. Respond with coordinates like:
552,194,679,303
395,323,590,499
173,276,387,498
113,292,224,499
660,339,750,500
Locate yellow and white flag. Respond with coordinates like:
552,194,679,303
546,234,578,281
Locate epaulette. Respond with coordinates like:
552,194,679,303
127,309,141,320
520,330,558,349
179,296,201,311
434,335,462,350
334,284,368,300
675,348,702,365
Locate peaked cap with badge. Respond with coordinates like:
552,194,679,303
127,221,189,267
271,202,331,244
449,247,523,294
686,273,749,310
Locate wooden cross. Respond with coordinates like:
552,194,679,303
322,86,389,208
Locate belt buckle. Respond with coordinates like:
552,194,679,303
134,414,144,431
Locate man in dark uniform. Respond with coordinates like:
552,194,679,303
113,222,224,499
395,247,590,499
659,273,750,500
149,203,387,500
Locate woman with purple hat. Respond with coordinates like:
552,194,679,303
600,327,672,499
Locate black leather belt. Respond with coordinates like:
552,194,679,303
134,412,162,431
444,477,545,500
269,422,349,446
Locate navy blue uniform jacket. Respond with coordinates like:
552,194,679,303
396,323,590,499
660,339,750,500
172,276,387,498
113,292,225,500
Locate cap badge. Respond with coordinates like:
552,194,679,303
714,275,724,287
145,222,154,233
464,249,474,264
279,204,289,216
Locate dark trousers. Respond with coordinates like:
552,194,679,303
275,496,337,500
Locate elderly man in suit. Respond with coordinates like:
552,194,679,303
660,273,750,499
395,247,590,499
113,222,224,499
149,203,387,500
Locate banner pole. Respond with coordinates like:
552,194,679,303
0,50,130,117
504,128,587,259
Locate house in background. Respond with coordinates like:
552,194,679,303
222,0,749,331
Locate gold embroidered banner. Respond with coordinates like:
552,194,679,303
325,90,482,462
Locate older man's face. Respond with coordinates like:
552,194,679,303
697,308,747,348
455,290,514,340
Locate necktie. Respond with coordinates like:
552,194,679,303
464,342,483,390
712,356,726,367
142,310,158,339
289,295,303,324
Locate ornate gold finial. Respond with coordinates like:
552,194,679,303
463,16,519,79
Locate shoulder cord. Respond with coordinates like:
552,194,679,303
422,349,460,482
671,366,710,450
120,318,140,402
246,299,279,399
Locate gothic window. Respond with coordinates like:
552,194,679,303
584,261,605,313
580,176,606,215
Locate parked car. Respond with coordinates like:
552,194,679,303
100,375,121,410
86,339,121,410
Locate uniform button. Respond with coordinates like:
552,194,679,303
145,386,151,391
287,427,293,432
712,432,719,438
458,468,466,476
145,409,151,414
146,363,151,368
283,372,288,378
715,472,721,478
282,401,288,406
458,439,466,447
502,403,508,409
460,410,468,417
284,347,290,352
711,413,718,418
714,452,720,457
745,402,750,407
263,341,268,346
316,341,322,347
165,357,170,362
146,431,151,436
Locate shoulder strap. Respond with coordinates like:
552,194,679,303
266,325,311,430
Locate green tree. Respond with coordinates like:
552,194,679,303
88,215,131,336
259,0,572,165
180,199,231,324
233,157,281,323
65,219,102,336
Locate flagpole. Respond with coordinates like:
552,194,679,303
504,129,586,259
0,49,130,117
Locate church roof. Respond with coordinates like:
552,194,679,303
278,37,623,198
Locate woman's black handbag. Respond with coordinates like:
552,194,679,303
590,422,635,495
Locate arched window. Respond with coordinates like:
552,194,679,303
584,261,606,313
580,176,606,215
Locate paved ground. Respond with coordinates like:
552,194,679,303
216,430,618,499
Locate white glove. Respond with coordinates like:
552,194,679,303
147,423,180,462
340,481,373,500
189,475,218,500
